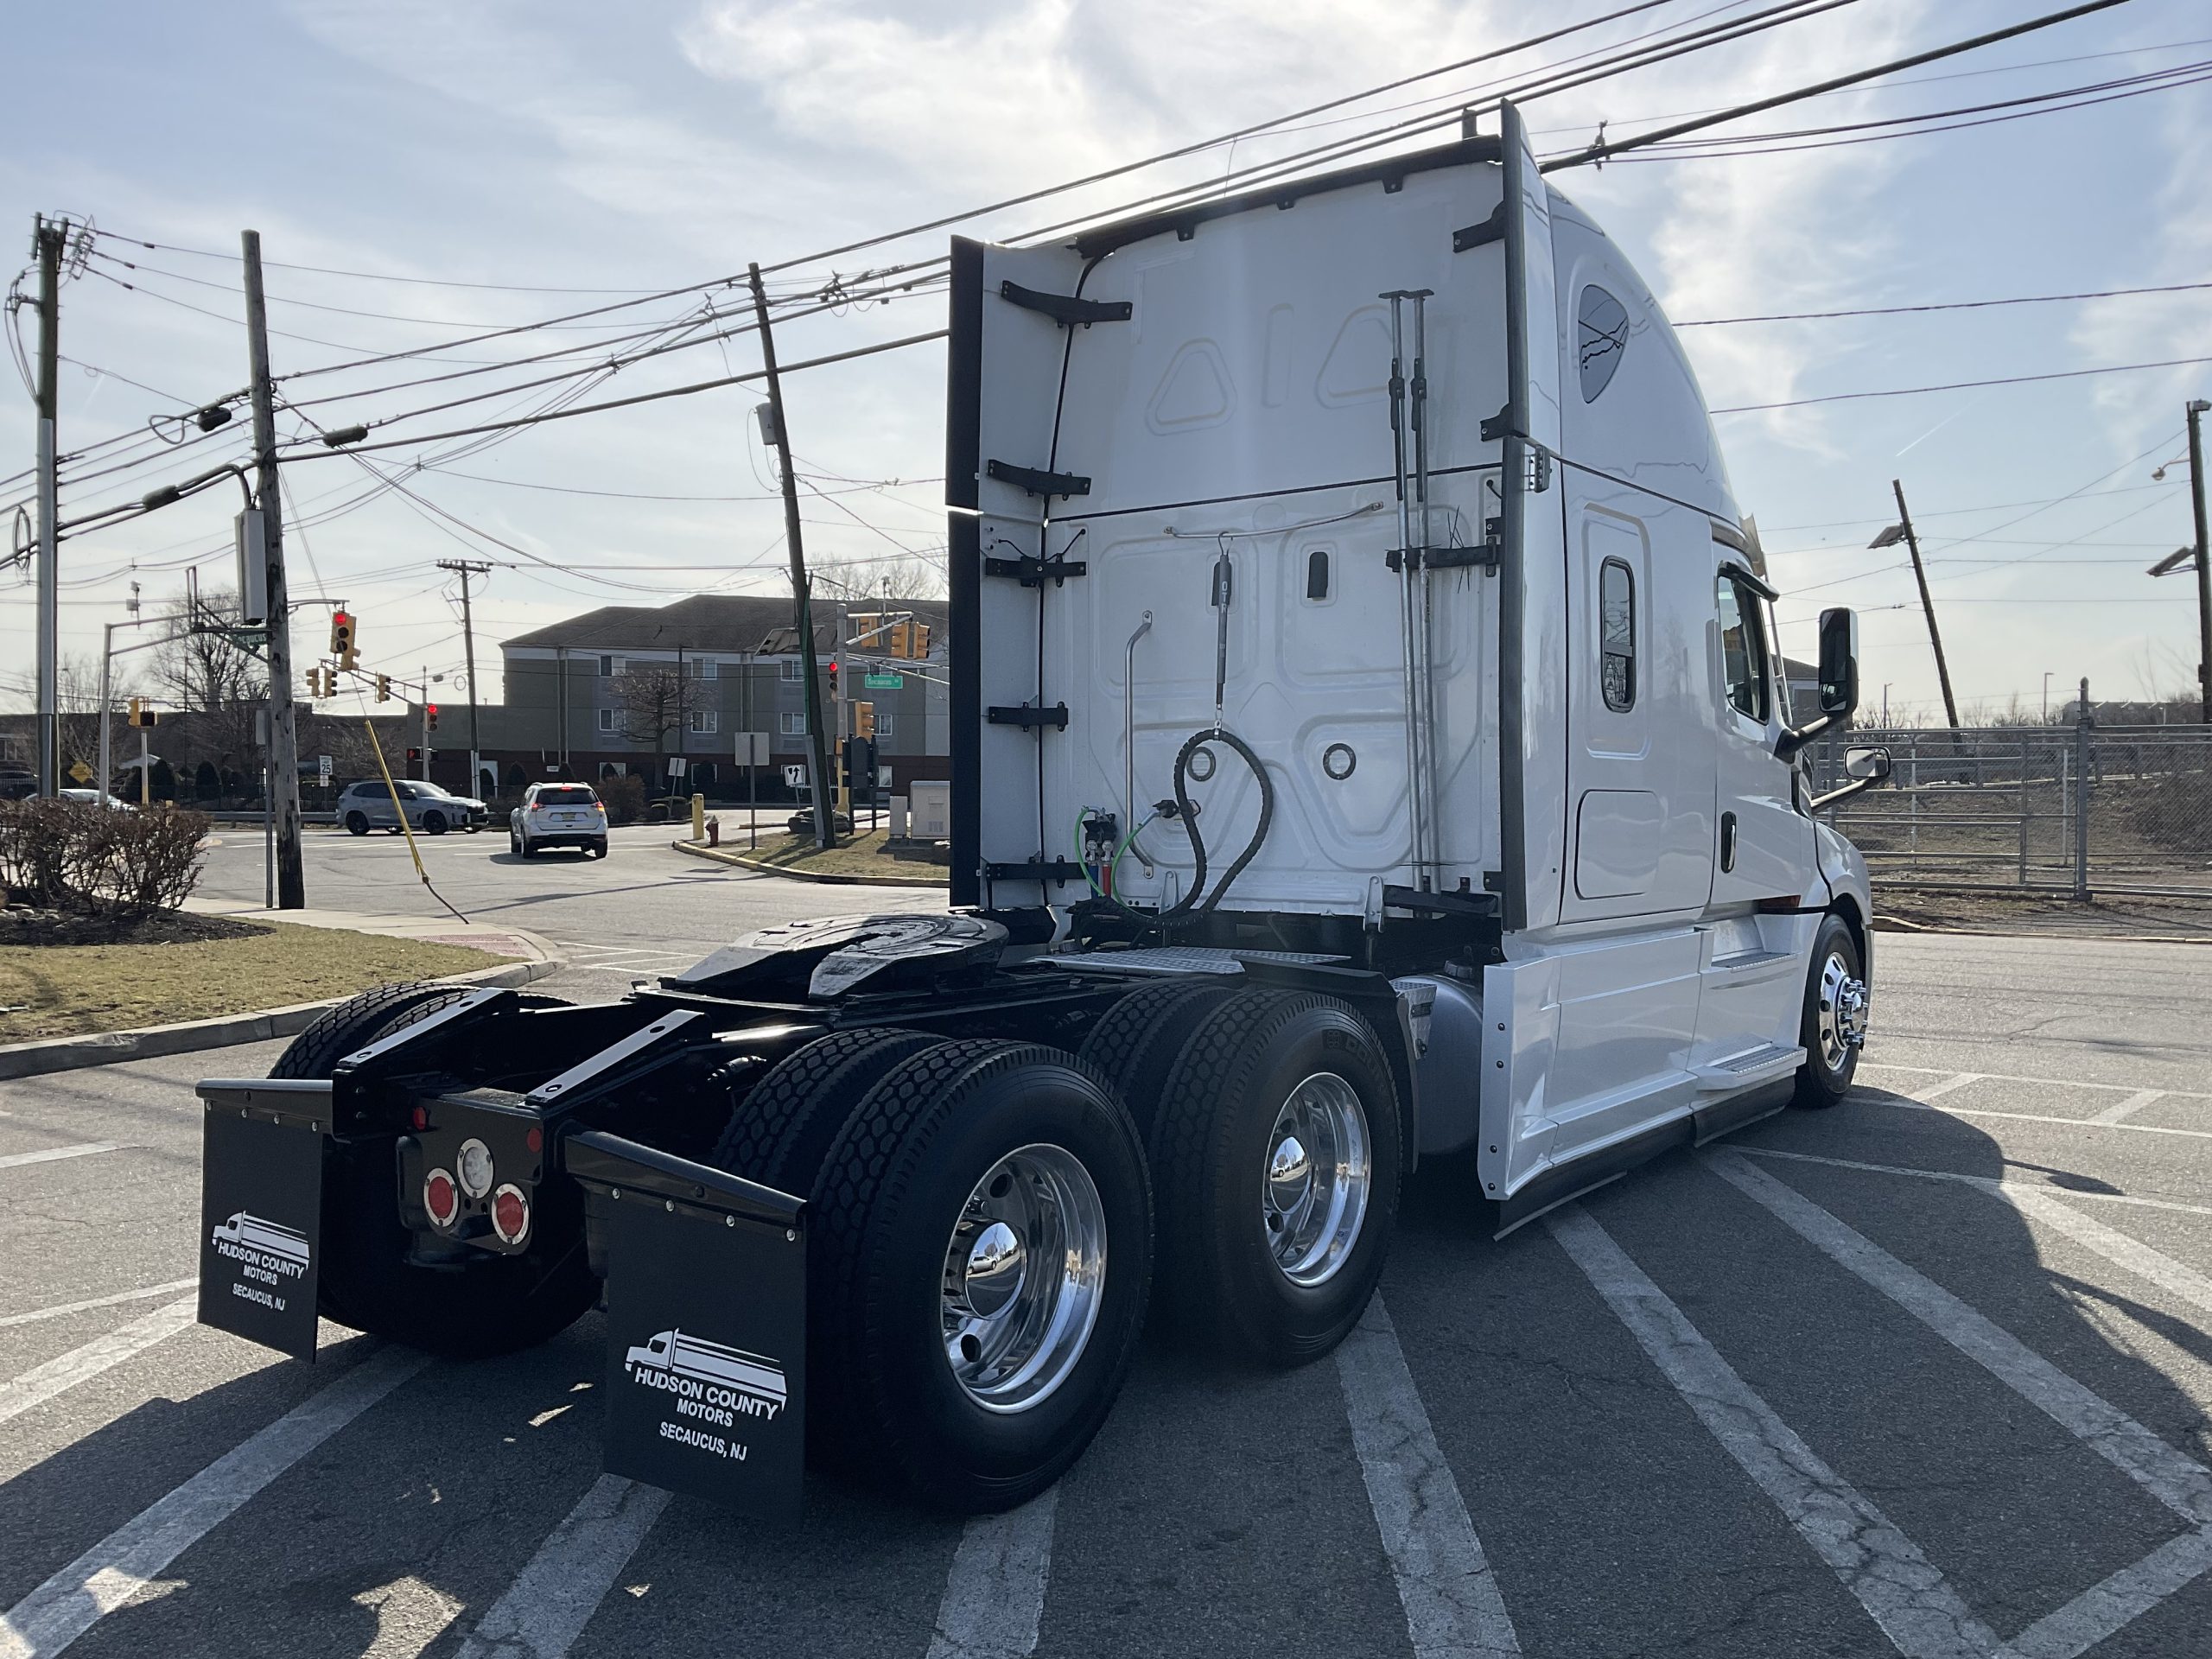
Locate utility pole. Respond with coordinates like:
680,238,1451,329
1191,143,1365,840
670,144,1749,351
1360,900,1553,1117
242,230,305,908
747,262,836,849
438,559,492,795
31,216,65,796
1891,479,1961,735
2187,399,2210,724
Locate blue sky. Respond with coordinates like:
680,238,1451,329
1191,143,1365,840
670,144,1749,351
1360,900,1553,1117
4,0,2208,722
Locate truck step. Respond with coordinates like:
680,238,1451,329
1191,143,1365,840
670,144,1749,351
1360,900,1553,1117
1693,1043,1804,1089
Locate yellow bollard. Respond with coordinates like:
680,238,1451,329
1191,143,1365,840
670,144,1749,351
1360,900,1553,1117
690,792,706,842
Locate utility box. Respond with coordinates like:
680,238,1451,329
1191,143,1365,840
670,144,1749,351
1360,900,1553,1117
234,510,268,626
888,795,909,837
908,780,951,842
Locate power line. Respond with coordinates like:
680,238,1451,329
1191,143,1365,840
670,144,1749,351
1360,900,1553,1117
1678,280,2212,327
1712,354,2212,414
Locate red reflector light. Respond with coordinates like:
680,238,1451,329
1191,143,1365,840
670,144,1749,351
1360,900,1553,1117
524,1126,543,1154
409,1105,429,1132
491,1184,530,1245
423,1168,459,1227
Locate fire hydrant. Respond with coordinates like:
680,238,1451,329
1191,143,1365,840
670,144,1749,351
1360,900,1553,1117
706,816,721,847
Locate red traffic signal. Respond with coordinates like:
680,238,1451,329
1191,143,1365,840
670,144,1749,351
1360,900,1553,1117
426,702,440,732
407,747,423,763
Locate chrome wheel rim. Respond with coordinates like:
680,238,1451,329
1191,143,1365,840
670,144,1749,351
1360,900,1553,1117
1262,1072,1371,1287
1815,950,1869,1072
939,1143,1106,1414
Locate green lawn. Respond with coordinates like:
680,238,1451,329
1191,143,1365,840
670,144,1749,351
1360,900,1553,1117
0,921,512,1043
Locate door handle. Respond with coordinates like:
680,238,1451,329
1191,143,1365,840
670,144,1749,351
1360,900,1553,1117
1719,811,1738,873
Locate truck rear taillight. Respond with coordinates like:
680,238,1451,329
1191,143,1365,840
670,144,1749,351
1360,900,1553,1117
424,1168,460,1229
492,1184,530,1245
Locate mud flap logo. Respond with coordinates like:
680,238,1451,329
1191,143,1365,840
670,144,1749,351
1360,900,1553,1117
197,1110,324,1360
600,1198,805,1520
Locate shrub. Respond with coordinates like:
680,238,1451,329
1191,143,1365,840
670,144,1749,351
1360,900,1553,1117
0,799,211,920
598,773,646,826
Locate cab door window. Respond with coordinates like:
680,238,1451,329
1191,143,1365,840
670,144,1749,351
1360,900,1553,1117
1716,574,1770,723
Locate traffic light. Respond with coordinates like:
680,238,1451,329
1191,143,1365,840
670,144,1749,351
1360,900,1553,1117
302,669,319,700
329,609,356,668
426,702,440,733
824,658,837,696
854,700,875,740
374,672,391,702
887,621,910,658
842,735,877,800
126,696,150,728
910,622,931,659
407,747,422,764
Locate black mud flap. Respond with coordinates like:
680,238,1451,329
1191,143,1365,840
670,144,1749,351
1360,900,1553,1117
563,1130,807,1522
194,1078,331,1359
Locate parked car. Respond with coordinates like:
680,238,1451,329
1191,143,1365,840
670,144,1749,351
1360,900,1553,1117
58,788,133,809
510,783,608,859
337,779,487,836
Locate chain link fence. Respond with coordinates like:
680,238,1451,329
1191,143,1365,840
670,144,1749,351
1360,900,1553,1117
1809,724,2212,899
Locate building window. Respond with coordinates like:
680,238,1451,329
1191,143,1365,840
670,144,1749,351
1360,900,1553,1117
779,711,807,735
1599,558,1635,712
689,657,717,680
1578,285,1629,403
598,654,624,677
779,658,805,683
872,712,895,740
597,708,616,733
688,709,719,734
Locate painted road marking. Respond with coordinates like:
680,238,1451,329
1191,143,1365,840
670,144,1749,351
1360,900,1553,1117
1736,1147,2212,1219
453,1475,671,1659
1710,1152,2212,1658
925,1487,1059,1659
0,1300,197,1428
0,1345,429,1659
0,1145,122,1173
1909,1072,1986,1103
0,1281,199,1332
1859,1063,2212,1103
1548,1205,1999,1658
352,1575,464,1659
1853,1095,2212,1144
2089,1090,2165,1126
1336,1293,1521,1658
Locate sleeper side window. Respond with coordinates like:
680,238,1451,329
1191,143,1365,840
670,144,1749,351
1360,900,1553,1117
1578,285,1629,402
1716,574,1770,723
1599,558,1635,711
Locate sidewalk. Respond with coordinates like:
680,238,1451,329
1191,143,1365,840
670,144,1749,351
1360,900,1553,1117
0,906,564,1082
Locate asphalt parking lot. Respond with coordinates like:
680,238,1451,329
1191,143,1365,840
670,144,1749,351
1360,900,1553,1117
3,926,2209,1659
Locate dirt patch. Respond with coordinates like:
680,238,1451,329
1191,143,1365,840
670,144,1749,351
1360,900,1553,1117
691,829,949,886
0,906,265,948
1874,886,2212,941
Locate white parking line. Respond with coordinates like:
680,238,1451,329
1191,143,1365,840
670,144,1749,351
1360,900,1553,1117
1910,1073,1986,1103
1857,1095,2212,1144
925,1487,1059,1659
1736,1147,2212,1219
2089,1090,2165,1126
0,1300,197,1428
1336,1293,1521,1659
1859,1063,2212,1104
0,1345,429,1659
1547,1205,2000,1659
1733,1147,2212,1322
1710,1153,2212,1657
0,1145,121,1173
0,1281,198,1332
453,1474,671,1659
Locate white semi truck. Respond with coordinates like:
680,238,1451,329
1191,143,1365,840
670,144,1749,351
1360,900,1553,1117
194,103,1888,1520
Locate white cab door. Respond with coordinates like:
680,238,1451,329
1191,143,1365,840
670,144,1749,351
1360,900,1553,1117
1709,563,1814,908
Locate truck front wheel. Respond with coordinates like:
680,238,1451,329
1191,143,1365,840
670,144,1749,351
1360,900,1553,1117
1792,913,1868,1109
270,982,598,1358
806,1039,1152,1512
1148,991,1401,1367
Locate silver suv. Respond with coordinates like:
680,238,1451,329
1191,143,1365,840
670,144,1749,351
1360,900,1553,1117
510,782,608,859
338,779,487,836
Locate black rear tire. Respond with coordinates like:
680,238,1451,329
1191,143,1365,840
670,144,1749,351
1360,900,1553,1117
270,982,597,1357
1076,977,1237,1139
345,812,369,836
710,1027,941,1193
1792,913,1866,1109
1147,990,1401,1367
806,1039,1151,1512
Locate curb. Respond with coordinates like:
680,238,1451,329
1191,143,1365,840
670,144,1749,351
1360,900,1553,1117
0,953,562,1083
669,837,948,888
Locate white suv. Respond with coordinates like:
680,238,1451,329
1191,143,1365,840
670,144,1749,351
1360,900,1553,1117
511,783,609,859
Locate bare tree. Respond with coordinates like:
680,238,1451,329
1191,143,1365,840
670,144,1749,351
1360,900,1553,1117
55,651,139,788
614,665,696,781
812,550,946,603
150,588,267,779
